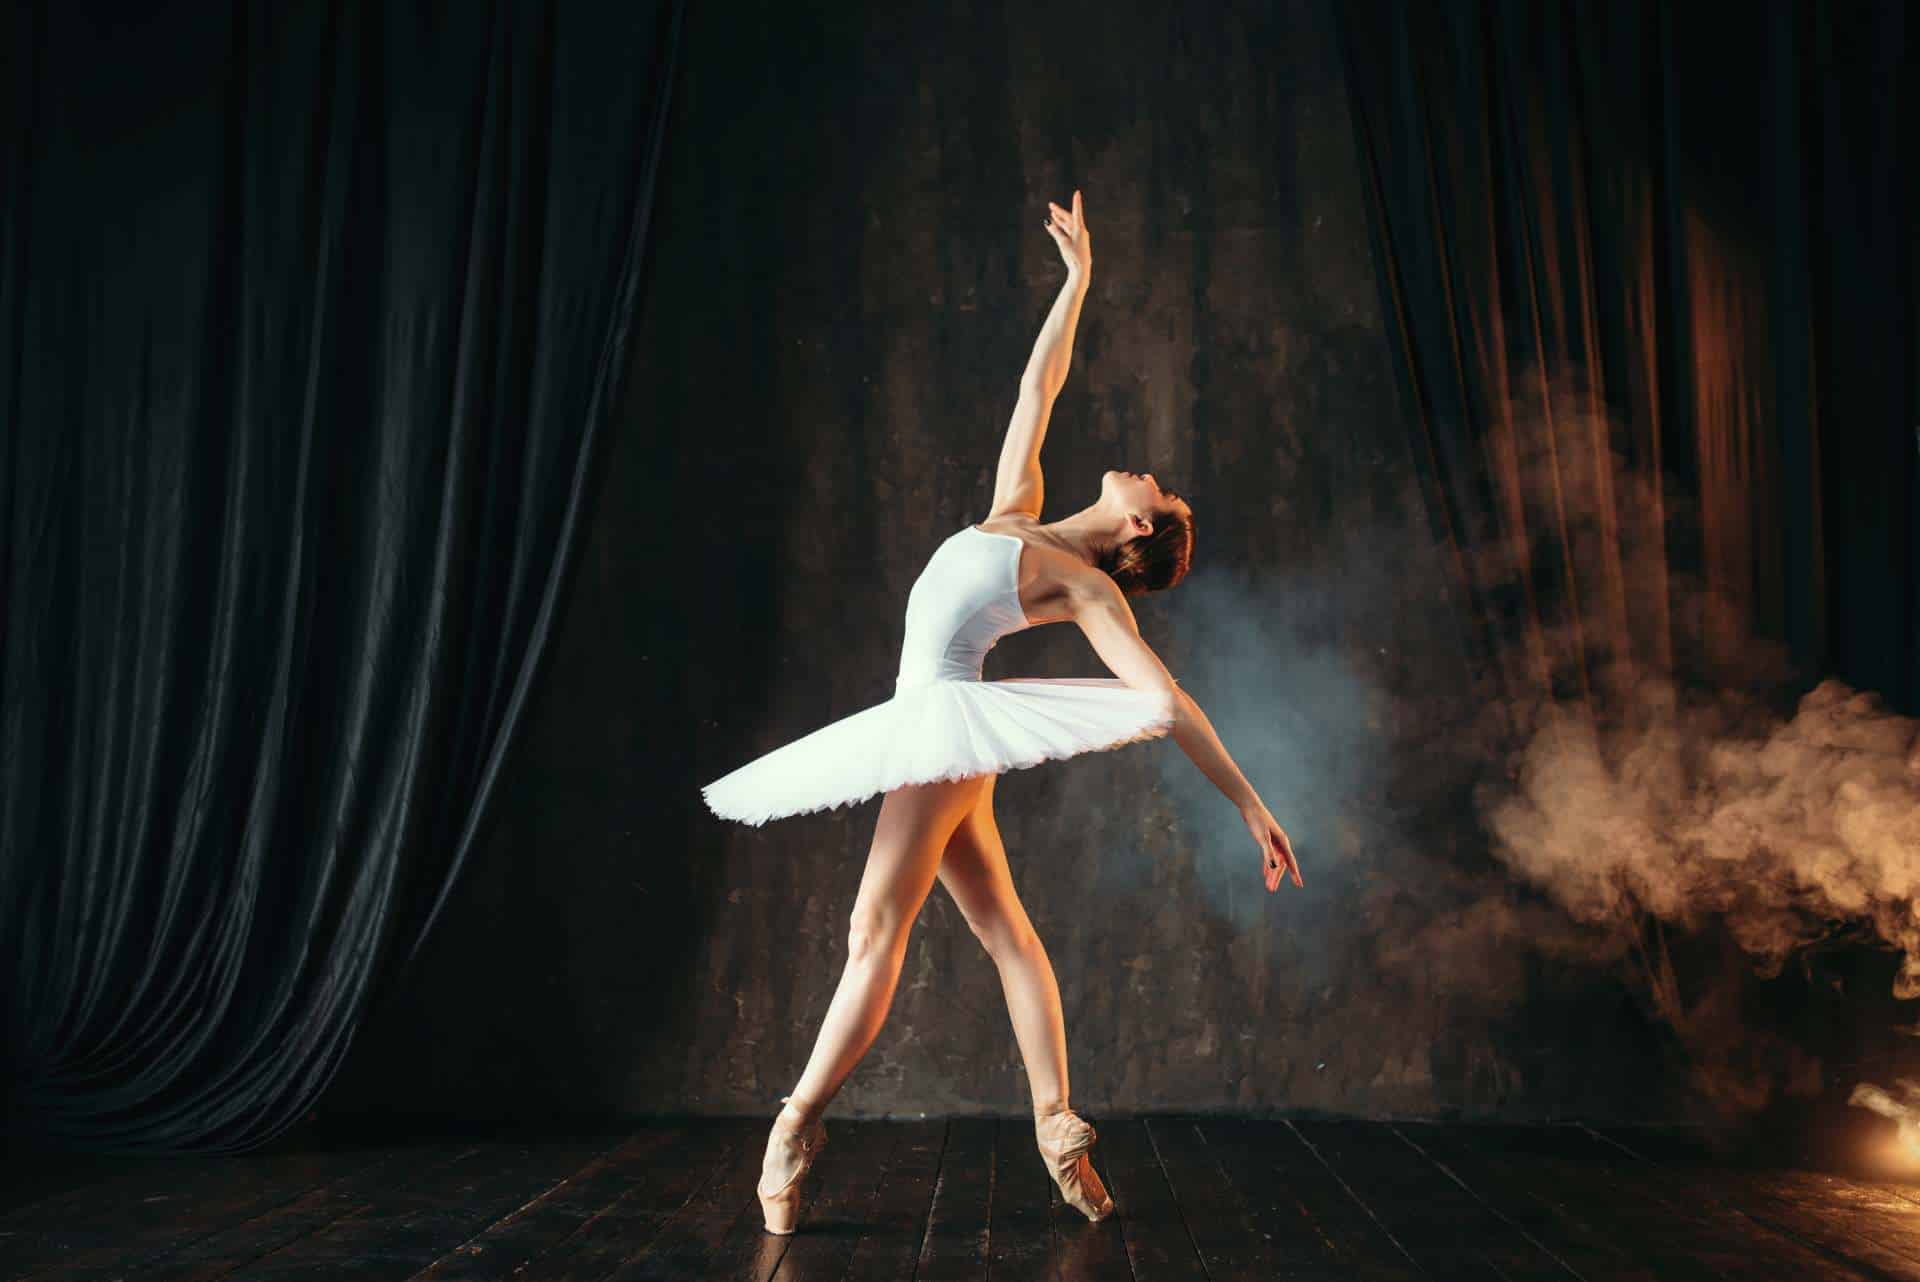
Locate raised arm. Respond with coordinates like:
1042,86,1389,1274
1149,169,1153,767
987,191,1092,521
1068,572,1305,893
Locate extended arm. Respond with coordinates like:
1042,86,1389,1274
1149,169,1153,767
1070,573,1305,891
1068,575,1255,809
988,192,1092,520
1020,270,1089,397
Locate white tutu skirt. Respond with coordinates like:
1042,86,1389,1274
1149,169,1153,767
701,677,1178,827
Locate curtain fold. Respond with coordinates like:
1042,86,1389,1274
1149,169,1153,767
1330,0,1916,722
0,0,685,1153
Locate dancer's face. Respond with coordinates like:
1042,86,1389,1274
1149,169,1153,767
1101,469,1191,537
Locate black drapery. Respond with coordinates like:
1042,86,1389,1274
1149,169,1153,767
0,0,684,1153
1330,0,1916,721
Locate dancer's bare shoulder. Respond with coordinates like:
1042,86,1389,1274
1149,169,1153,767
973,515,1110,626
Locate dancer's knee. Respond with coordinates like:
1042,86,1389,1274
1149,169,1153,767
847,904,910,964
970,914,1040,963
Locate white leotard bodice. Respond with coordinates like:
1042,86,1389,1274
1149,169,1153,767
894,525,1034,691
703,523,1177,826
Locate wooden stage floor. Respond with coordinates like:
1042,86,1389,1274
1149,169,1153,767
6,1116,1920,1280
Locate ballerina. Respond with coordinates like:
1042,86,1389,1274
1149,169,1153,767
700,189,1303,1234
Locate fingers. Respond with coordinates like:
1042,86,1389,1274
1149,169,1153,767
1047,198,1082,236
1279,832,1304,888
1266,829,1302,892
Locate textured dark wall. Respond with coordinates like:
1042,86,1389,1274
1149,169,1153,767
323,0,1673,1126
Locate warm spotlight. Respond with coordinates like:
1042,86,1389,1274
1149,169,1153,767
1849,1081,1920,1180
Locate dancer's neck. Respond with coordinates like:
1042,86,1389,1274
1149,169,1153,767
1039,501,1130,567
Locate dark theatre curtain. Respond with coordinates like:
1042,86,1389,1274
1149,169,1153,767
0,0,684,1152
1330,0,1916,722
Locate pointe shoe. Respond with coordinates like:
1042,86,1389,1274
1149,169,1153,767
757,1095,828,1235
1035,1107,1115,1222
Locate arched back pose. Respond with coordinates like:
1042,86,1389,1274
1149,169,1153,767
700,190,1302,1235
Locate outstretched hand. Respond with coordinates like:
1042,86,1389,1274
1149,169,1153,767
1043,189,1091,278
1242,802,1303,893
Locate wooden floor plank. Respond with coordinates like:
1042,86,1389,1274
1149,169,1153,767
604,1118,780,1282
1460,1123,1862,1282
1584,1126,1718,1162
988,1116,1054,1281
13,1117,1920,1282
117,1141,474,1282
407,1122,699,1281
1292,1119,1574,1281
0,1152,246,1239
1586,1125,1920,1282
1694,1167,1920,1278
1393,1123,1719,1282
1144,1116,1278,1281
0,1147,131,1219
474,1119,741,1282
912,1117,993,1282
1544,1124,1810,1282
1640,1167,1920,1282
838,1119,946,1282
1201,1117,1423,1282
9,1142,404,1281
1097,1116,1202,1282
228,1135,615,1281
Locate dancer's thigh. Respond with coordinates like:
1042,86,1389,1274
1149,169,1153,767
852,774,988,932
935,775,1039,953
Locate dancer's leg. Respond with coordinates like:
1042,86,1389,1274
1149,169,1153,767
936,777,1115,1220
934,775,1071,1116
764,775,983,1189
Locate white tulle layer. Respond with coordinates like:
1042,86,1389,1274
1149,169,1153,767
701,677,1178,827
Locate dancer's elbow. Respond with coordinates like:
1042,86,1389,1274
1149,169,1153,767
1152,681,1187,721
